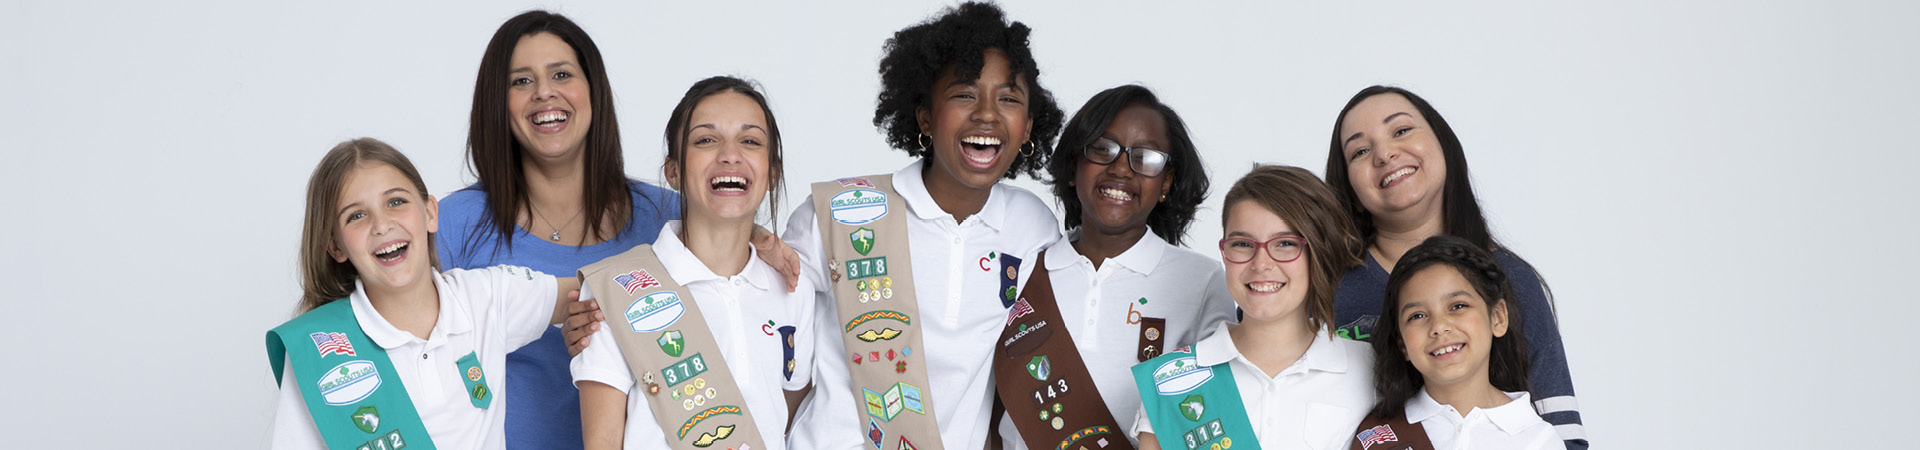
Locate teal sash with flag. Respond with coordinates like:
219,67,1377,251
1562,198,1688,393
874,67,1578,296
1131,350,1260,450
268,300,437,450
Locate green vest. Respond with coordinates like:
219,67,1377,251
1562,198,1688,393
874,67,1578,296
268,300,439,450
1131,349,1260,450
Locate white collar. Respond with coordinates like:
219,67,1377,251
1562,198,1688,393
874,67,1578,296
1191,321,1350,375
1047,226,1168,276
651,221,776,291
892,160,1007,231
1407,388,1540,435
350,271,471,350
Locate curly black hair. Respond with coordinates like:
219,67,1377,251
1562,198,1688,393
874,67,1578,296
1049,85,1209,246
873,1,1065,180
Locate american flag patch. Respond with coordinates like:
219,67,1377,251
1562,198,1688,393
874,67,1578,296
1357,424,1398,450
614,270,661,295
838,177,876,189
310,332,356,357
1006,298,1034,325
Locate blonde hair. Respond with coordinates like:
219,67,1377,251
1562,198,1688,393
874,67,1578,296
298,138,439,313
1220,164,1363,330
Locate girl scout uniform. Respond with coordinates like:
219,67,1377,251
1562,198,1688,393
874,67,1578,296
1131,322,1375,450
569,222,817,450
995,228,1236,449
783,161,1060,450
266,266,559,450
1347,390,1566,450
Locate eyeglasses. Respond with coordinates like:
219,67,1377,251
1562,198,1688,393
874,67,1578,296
1218,236,1306,264
1084,137,1170,177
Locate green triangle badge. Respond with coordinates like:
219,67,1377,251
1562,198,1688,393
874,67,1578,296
1026,355,1051,381
1179,395,1206,421
657,330,685,357
352,405,380,434
850,227,875,256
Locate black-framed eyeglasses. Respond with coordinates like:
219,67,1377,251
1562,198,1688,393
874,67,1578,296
1218,236,1306,264
1085,137,1170,177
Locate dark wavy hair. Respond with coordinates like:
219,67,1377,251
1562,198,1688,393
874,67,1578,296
1220,165,1363,330
662,76,785,231
1048,85,1208,246
873,1,1065,180
1324,86,1497,252
1368,235,1532,421
457,10,654,261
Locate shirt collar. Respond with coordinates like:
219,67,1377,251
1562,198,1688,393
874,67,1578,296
892,160,1006,231
350,271,472,350
651,221,775,291
1044,226,1169,275
1192,322,1350,374
1408,389,1539,436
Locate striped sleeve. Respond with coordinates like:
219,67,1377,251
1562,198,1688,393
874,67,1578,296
1501,253,1587,450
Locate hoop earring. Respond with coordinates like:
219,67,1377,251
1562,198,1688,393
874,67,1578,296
1020,141,1036,157
917,133,933,151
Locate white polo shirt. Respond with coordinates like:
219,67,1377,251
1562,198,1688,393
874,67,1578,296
999,228,1237,449
270,266,559,450
1407,389,1566,450
570,222,818,450
783,160,1061,450
1131,322,1377,450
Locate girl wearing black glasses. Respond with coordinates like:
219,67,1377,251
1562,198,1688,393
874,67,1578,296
1129,165,1376,450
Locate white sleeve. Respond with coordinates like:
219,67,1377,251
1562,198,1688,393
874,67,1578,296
570,283,636,393
488,265,561,350
782,279,819,391
1131,405,1155,442
268,361,326,450
780,194,833,298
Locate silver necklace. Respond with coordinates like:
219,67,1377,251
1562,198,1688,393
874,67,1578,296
530,203,584,241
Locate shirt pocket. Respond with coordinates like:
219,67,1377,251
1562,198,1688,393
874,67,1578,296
1301,402,1353,450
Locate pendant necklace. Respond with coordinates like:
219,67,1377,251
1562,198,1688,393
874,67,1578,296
531,203,584,242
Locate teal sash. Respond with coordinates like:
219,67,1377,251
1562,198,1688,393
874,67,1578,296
1131,350,1260,450
268,300,438,450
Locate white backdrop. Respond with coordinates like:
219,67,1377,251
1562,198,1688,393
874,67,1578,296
2,0,1915,448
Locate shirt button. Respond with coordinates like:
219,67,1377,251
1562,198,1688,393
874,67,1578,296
421,354,428,360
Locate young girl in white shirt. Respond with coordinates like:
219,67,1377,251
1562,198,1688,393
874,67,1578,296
267,138,579,450
571,76,816,450
1131,165,1374,450
1352,236,1565,450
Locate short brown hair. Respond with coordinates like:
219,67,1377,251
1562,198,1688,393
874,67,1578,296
1220,164,1363,330
298,138,439,313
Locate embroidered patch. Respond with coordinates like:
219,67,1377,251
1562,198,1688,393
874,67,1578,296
626,291,685,332
316,360,380,406
838,177,876,189
830,189,889,225
1179,395,1206,421
1357,424,1399,450
359,429,408,450
658,330,686,357
1006,297,1035,325
1026,355,1052,381
897,436,918,450
661,353,710,387
1182,419,1228,450
310,332,357,357
1030,378,1070,408
867,418,885,450
677,405,743,440
1001,319,1052,357
615,269,662,295
1150,356,1212,395
844,310,911,332
689,424,736,447
351,405,380,433
1058,425,1115,450
850,227,875,256
845,256,888,280
857,328,903,342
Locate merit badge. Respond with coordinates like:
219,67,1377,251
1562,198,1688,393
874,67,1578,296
1060,426,1116,450
310,332,357,357
467,366,483,382
457,352,491,408
1005,298,1034,325
1151,357,1213,395
830,189,889,225
1026,355,1052,381
837,176,876,189
627,291,686,332
644,372,662,396
689,424,736,447
997,253,1022,307
898,436,918,450
1179,395,1206,421
1138,316,1167,362
856,328,902,342
1182,419,1228,450
615,269,662,295
352,405,380,434
661,354,710,387
658,330,686,357
317,360,381,406
867,419,885,450
1357,424,1399,450
850,227,875,255
678,405,743,441
844,310,911,333
778,325,798,381
845,256,888,280
1002,319,1052,357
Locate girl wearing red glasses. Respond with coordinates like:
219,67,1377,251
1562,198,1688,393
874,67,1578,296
1130,165,1375,450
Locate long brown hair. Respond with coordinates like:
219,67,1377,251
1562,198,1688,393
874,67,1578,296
662,76,785,231
1369,235,1531,420
458,10,641,261
1220,165,1363,330
299,138,439,313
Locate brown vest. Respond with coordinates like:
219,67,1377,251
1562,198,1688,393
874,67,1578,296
579,245,769,450
811,175,945,450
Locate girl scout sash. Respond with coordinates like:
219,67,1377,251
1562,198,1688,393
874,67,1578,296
1131,350,1259,450
267,300,439,450
994,251,1134,450
811,175,944,450
1346,414,1433,450
579,245,770,450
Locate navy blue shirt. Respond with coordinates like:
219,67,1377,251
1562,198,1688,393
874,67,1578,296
435,180,679,450
1334,250,1587,450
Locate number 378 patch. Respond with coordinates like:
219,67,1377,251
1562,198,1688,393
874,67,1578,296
845,257,887,280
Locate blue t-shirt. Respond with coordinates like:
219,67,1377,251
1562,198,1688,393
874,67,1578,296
435,180,680,450
1333,250,1588,450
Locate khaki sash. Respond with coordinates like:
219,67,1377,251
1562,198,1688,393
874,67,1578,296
579,245,768,450
1347,413,1435,450
994,251,1134,450
811,175,943,450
